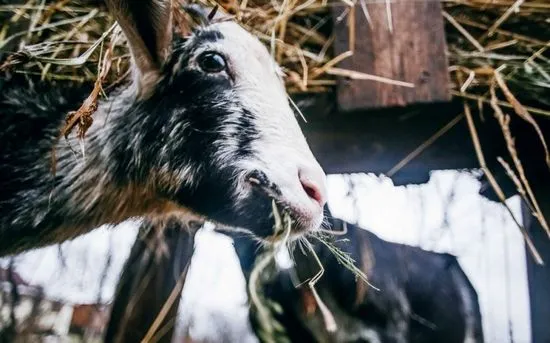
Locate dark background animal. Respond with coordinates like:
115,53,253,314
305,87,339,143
231,208,485,343
0,0,327,256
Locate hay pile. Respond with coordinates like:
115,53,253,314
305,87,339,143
0,0,548,110
0,1,118,83
0,0,336,93
444,0,549,115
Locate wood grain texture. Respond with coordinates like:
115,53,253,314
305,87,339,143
331,0,451,111
296,93,550,189
105,219,196,343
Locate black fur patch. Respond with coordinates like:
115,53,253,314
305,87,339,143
107,30,270,234
236,109,258,158
195,30,224,43
231,218,485,343
173,29,224,61
0,75,92,254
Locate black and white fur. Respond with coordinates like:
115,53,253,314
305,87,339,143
231,208,484,343
0,1,327,256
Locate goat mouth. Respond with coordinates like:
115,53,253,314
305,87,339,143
246,170,317,237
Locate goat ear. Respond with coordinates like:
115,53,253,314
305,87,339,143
105,0,173,97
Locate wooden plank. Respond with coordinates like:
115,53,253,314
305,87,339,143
331,0,451,111
522,197,550,343
105,220,197,343
297,95,482,184
296,94,550,188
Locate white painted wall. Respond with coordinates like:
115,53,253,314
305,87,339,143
325,171,531,343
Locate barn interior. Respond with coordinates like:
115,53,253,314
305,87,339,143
0,0,549,342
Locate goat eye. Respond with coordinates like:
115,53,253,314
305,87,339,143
198,52,227,73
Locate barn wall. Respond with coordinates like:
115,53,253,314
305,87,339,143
326,172,530,343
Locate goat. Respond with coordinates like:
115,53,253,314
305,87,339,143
231,208,484,343
0,1,327,256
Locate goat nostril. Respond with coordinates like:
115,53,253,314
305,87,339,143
300,178,326,208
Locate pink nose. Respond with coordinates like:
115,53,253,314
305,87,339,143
299,168,327,208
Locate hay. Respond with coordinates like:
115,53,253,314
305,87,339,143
0,1,121,83
443,0,550,255
248,202,381,342
0,0,336,93
1,0,548,110
444,0,549,114
247,202,293,343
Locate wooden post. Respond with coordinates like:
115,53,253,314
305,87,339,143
331,0,450,111
104,219,197,343
522,195,550,343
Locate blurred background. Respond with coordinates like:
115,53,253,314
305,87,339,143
1,0,548,341
0,171,531,342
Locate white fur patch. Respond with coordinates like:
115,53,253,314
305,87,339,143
186,22,327,231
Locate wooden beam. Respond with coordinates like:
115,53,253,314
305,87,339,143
296,95,487,184
331,0,450,111
303,104,473,182
296,94,550,191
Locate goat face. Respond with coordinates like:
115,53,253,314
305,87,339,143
108,2,327,239
166,23,326,237
0,2,327,256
